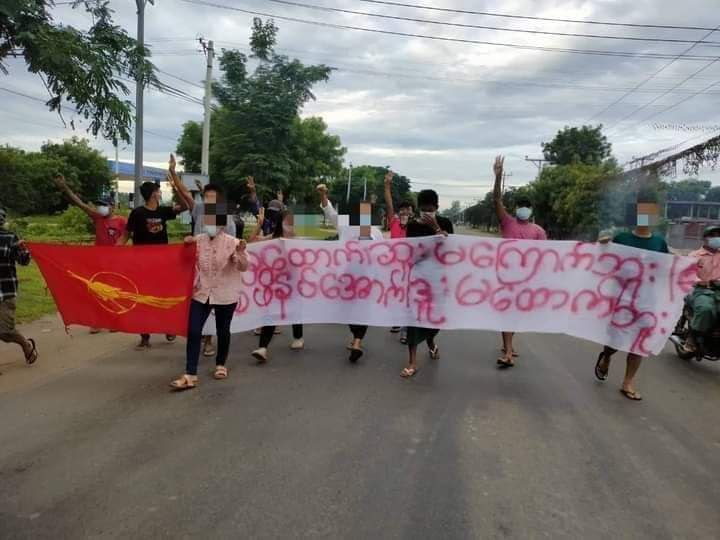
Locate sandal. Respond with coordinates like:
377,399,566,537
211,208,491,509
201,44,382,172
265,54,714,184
349,348,363,363
166,335,177,342
429,344,440,360
501,348,519,358
400,366,418,378
620,388,642,401
24,338,38,365
170,374,197,391
594,352,609,381
496,357,514,369
203,344,216,357
213,366,228,380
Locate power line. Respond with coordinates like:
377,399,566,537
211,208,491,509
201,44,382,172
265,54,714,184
261,0,720,46
351,0,719,32
587,24,720,121
607,56,720,129
156,67,205,90
640,78,720,122
178,0,720,62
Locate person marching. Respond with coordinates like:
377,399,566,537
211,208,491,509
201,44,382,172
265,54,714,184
117,155,188,349
400,189,453,378
593,196,669,401
384,169,415,343
53,173,127,334
0,207,37,370
317,183,383,363
170,155,236,358
250,205,305,364
170,211,249,390
492,155,547,368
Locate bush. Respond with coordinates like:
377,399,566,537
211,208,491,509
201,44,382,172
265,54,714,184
58,206,94,235
25,222,50,236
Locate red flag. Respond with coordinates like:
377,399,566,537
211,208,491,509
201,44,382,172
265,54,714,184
29,243,196,336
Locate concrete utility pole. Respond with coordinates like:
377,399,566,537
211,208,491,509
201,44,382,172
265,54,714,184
133,0,153,206
525,155,547,177
346,163,353,204
200,38,214,177
501,171,514,193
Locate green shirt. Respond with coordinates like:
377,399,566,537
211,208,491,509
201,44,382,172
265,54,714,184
613,231,669,254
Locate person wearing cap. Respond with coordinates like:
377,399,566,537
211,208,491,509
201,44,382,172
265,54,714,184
681,225,720,354
52,174,127,247
0,207,37,370
594,195,669,401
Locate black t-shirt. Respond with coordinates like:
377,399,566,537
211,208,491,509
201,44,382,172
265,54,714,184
406,215,454,238
126,205,177,245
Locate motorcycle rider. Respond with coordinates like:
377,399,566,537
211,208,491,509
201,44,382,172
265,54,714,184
681,225,720,354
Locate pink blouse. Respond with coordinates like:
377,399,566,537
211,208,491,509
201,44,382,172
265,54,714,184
192,232,245,305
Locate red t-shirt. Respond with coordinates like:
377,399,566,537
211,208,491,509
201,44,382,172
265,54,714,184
388,216,407,239
92,215,127,246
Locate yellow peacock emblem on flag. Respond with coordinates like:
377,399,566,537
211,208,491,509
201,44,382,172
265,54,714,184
68,270,187,315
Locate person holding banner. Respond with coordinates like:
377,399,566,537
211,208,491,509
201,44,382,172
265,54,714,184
594,197,669,401
400,190,453,378
317,183,382,363
0,207,38,370
250,207,305,363
384,169,414,343
117,156,188,349
493,155,547,368
170,216,249,391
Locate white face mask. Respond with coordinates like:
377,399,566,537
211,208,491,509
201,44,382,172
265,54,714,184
399,215,410,226
96,206,110,217
205,225,218,238
516,207,533,221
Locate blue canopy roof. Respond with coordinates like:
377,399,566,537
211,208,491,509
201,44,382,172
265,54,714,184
108,160,167,182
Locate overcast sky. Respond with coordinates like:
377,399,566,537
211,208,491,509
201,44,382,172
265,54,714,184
2,0,720,208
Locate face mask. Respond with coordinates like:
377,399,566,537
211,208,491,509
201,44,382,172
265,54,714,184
421,211,436,219
399,215,409,226
97,206,110,217
516,207,533,221
205,225,218,238
282,224,294,237
708,237,720,250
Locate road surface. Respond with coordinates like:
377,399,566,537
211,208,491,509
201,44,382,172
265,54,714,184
1,322,719,539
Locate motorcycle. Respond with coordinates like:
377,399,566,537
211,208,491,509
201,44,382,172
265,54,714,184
669,305,720,362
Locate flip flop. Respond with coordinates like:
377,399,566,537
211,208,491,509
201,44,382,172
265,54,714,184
594,352,609,381
24,338,38,365
620,388,642,401
400,366,418,378
496,357,514,369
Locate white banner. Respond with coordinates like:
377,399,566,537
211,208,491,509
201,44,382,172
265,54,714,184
203,236,697,356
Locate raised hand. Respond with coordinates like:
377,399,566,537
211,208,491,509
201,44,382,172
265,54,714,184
246,176,256,192
493,155,504,178
384,170,394,188
194,179,204,192
169,153,177,174
257,207,265,228
236,239,247,252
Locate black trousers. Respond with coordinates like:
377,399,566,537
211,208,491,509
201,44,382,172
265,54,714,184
259,325,303,348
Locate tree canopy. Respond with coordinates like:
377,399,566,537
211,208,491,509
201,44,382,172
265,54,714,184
542,125,612,166
1,0,157,143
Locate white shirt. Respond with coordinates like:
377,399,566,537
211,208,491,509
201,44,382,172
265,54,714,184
320,201,384,241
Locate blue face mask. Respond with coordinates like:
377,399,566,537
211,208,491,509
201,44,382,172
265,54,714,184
708,237,720,250
516,207,532,221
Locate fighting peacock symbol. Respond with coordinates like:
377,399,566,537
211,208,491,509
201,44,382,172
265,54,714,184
67,270,186,314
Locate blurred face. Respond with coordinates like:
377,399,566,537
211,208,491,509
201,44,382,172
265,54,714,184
636,203,659,227
398,206,413,226
203,190,218,204
705,231,720,250
419,204,437,216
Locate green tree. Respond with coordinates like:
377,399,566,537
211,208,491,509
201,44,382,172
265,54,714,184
441,200,463,223
704,186,720,202
665,178,711,201
208,18,332,200
327,165,412,217
41,137,111,201
1,1,157,144
542,125,612,166
175,120,203,173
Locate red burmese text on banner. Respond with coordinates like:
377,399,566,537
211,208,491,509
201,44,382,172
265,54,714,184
29,243,196,337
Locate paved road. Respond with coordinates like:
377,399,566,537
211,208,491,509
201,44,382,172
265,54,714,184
1,325,719,539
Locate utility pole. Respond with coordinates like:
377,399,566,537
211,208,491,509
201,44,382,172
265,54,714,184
346,163,353,204
525,155,547,177
200,38,214,177
133,0,151,206
501,171,513,193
